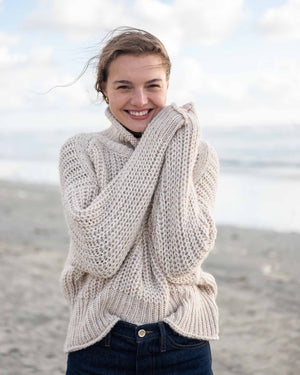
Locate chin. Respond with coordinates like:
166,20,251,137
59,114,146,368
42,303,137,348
126,121,149,133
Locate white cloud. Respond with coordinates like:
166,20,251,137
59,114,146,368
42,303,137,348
24,0,133,39
130,0,182,55
169,57,249,105
259,0,300,40
0,33,92,112
174,0,245,46
0,31,25,65
0,45,27,66
0,30,19,46
252,59,300,107
24,0,245,50
168,56,300,126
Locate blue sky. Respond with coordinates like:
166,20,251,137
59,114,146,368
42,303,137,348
1,0,300,131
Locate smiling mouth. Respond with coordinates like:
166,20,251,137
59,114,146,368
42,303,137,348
125,109,153,118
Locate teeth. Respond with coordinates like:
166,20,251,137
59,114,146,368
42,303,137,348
129,110,149,116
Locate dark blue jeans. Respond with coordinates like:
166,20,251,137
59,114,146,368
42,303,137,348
66,320,213,374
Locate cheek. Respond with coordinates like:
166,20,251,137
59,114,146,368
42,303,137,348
109,93,127,109
151,88,168,104
156,91,168,106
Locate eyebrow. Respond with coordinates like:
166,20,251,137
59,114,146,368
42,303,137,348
112,78,163,85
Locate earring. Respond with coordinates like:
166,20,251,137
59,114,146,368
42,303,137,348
105,96,109,104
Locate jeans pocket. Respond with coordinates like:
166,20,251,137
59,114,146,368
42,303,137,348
92,332,111,348
166,329,208,349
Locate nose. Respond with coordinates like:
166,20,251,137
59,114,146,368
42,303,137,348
130,88,148,107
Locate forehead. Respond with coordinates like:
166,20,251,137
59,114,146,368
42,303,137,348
107,54,166,81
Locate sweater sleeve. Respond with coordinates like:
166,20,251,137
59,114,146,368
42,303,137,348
59,104,186,278
149,104,219,283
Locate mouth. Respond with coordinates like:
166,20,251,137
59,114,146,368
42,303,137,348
125,109,153,120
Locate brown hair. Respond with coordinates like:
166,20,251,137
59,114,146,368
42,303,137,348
95,26,171,101
39,27,171,100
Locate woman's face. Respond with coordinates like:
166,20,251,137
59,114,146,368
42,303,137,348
103,54,169,133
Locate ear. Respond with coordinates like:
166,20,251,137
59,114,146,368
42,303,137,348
102,82,107,97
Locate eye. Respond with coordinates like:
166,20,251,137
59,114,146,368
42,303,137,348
148,84,160,89
117,85,129,90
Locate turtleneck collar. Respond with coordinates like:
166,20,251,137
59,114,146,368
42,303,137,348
105,106,142,148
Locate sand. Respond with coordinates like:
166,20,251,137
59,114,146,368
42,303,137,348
0,179,299,375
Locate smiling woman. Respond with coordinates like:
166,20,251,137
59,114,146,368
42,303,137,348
93,27,171,137
103,54,169,134
59,26,219,375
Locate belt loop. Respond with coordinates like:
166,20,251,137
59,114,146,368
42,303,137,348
158,322,166,352
104,330,111,348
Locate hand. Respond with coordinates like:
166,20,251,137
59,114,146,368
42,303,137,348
180,103,194,113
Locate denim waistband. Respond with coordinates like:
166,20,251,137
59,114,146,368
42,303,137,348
110,320,174,345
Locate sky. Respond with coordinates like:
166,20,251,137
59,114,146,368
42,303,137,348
1,0,300,131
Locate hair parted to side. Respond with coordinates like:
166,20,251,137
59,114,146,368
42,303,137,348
95,26,171,101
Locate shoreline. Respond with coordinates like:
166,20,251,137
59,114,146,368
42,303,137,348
0,179,299,374
0,177,298,236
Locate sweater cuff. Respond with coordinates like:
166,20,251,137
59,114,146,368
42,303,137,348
142,103,187,144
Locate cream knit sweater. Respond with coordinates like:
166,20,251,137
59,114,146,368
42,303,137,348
59,102,220,353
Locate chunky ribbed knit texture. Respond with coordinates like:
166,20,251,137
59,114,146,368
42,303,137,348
59,102,220,353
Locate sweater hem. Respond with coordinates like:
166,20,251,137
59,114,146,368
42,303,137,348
63,317,120,353
162,318,220,341
62,285,219,353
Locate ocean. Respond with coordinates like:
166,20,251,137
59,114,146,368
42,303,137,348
1,124,299,233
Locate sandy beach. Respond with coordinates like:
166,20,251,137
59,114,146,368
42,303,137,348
0,179,299,375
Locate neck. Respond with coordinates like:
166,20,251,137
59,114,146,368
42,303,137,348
121,124,143,138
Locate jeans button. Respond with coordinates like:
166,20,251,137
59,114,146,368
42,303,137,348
138,329,146,337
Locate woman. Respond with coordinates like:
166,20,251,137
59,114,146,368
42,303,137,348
59,26,219,375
